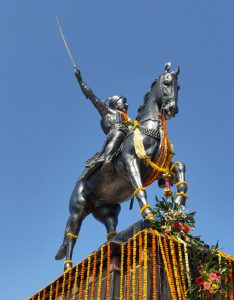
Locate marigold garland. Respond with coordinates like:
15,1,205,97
42,288,46,300
132,234,137,300
126,238,131,300
90,252,97,300
66,268,72,300
163,237,178,300
49,283,53,300
169,238,184,300
143,230,148,300
37,291,41,300
133,187,146,197
229,259,234,300
177,241,187,298
155,231,177,300
119,243,125,300
71,264,79,300
84,256,91,300
138,232,143,300
55,279,59,300
61,271,67,300
106,243,111,300
179,239,191,290
97,245,104,300
78,261,85,300
137,114,173,187
149,229,157,300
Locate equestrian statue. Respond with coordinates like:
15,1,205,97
55,61,188,270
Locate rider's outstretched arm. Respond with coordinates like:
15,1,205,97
74,68,108,116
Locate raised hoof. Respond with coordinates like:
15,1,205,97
102,161,113,173
55,243,67,260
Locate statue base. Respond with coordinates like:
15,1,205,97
29,221,234,300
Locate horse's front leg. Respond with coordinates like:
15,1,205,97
125,156,155,220
170,161,188,206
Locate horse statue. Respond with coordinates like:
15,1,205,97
55,63,188,270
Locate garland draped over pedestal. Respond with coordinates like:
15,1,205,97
29,229,233,300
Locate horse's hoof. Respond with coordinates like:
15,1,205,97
102,161,113,173
106,230,117,241
64,261,73,272
55,244,67,260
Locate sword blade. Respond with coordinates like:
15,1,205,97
56,17,77,69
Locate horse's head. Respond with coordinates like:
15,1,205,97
155,62,180,119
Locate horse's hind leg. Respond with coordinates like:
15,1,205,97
92,204,121,240
55,181,90,270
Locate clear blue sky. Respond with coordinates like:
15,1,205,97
0,1,233,299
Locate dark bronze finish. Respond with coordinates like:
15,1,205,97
55,63,187,270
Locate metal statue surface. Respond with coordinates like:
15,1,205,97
55,61,187,270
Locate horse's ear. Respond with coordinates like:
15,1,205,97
175,66,180,77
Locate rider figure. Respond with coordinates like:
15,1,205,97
75,68,130,173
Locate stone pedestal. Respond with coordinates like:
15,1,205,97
29,221,233,300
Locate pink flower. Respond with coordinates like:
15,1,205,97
195,277,204,286
209,272,218,280
209,272,221,282
203,281,211,290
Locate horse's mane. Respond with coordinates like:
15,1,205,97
136,78,158,121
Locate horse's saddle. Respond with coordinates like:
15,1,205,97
79,141,123,181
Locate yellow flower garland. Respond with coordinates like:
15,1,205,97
97,246,104,300
163,237,177,300
178,238,191,290
169,238,184,300
119,243,125,300
90,253,97,300
49,283,53,300
155,231,177,300
61,271,67,300
133,187,146,197
132,234,137,300
106,243,111,300
177,241,187,298
229,259,233,300
37,291,41,300
143,230,148,300
126,238,131,300
84,256,91,300
71,264,79,300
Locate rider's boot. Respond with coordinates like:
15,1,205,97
102,131,125,173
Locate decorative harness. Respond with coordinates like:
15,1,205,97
133,114,174,187
119,110,174,187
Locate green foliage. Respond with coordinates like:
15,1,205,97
150,194,195,239
149,194,233,299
